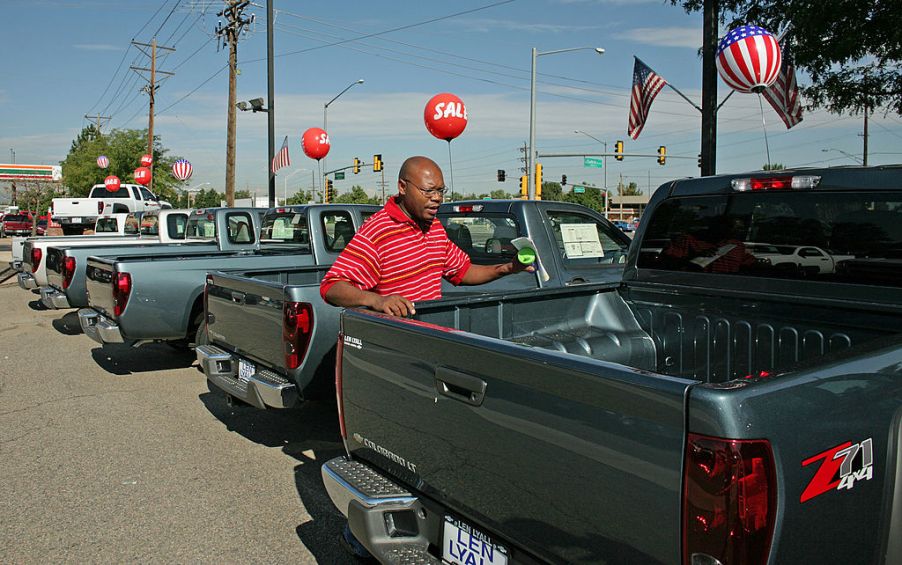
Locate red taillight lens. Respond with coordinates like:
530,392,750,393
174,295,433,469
98,201,105,214
30,248,42,273
282,301,313,370
112,272,132,316
62,257,76,289
336,332,346,441
750,177,792,190
683,434,776,565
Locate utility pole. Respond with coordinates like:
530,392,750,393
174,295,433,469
131,39,175,194
216,1,252,207
84,114,111,135
862,106,870,166
700,0,718,176
266,0,275,207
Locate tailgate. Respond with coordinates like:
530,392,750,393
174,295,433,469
340,310,692,564
85,258,116,316
46,247,65,288
206,272,288,371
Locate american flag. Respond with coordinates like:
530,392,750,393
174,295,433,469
761,48,803,129
271,135,290,174
628,57,668,140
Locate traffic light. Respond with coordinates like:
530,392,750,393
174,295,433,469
657,146,666,166
561,174,567,186
497,169,506,182
614,140,624,161
326,179,335,203
353,157,360,174
520,175,528,199
697,153,702,169
373,154,383,172
535,162,543,200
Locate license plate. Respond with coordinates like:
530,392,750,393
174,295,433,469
442,516,508,565
238,359,255,380
70,217,82,223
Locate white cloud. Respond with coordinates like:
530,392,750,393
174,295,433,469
73,43,123,52
615,26,701,48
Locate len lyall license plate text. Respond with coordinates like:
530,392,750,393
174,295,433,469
442,516,508,565
238,359,255,380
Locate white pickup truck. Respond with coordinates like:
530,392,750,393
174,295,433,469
17,209,190,290
52,183,168,235
11,213,134,271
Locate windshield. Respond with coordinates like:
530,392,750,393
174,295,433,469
4,215,27,222
639,190,902,287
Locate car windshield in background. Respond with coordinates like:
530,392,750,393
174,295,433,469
186,216,216,239
90,187,130,198
638,190,902,287
440,213,520,265
261,212,310,246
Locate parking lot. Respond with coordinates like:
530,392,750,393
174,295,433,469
0,238,348,563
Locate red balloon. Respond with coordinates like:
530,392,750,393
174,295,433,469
134,166,152,186
424,93,468,141
301,128,331,160
104,175,121,192
140,154,153,167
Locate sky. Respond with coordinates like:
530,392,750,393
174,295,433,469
2,0,900,203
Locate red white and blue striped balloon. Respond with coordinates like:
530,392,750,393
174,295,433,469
716,25,782,93
171,159,193,181
96,155,109,169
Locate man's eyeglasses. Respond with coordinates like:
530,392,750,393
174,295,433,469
403,178,447,198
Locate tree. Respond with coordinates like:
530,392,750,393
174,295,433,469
564,186,605,213
16,180,58,235
490,189,511,200
235,190,252,199
672,0,902,114
615,180,643,196
193,188,224,208
286,189,314,205
540,182,563,201
335,185,380,204
762,162,785,170
60,127,188,202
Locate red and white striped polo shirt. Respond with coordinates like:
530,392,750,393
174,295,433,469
320,197,471,302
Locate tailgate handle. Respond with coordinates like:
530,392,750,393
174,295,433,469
230,291,246,304
435,367,487,407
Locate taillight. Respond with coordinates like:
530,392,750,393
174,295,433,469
30,248,42,273
62,257,76,289
731,175,820,191
112,272,132,316
683,434,776,565
282,301,313,370
203,275,213,332
98,201,105,214
452,204,483,213
336,332,346,441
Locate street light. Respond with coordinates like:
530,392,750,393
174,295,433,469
323,79,364,189
574,130,608,215
821,148,864,165
283,168,308,204
529,47,604,199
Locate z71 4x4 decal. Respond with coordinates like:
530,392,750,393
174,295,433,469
800,438,874,503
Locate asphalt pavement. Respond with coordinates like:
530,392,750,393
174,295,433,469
0,238,349,563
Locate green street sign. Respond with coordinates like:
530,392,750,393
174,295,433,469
583,157,603,168
335,172,346,180
573,186,585,193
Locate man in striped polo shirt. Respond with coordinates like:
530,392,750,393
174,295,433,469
320,156,529,317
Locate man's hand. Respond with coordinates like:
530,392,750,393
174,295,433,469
510,258,536,274
373,294,416,317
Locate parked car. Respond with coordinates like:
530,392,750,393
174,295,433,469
198,200,631,409
613,220,634,232
1,212,35,237
323,166,902,565
51,183,164,235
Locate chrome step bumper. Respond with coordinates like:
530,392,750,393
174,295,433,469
78,308,126,344
322,457,439,564
40,286,71,309
17,272,37,290
196,344,298,409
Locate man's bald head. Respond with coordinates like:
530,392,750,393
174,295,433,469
398,156,441,182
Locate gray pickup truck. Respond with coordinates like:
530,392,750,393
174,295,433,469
198,200,630,410
41,207,241,310
79,204,376,351
324,166,902,565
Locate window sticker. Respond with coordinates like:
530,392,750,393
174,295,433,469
271,218,293,239
561,224,605,258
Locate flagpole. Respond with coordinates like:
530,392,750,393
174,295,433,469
758,93,772,168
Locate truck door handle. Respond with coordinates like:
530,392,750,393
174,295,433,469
434,366,487,407
567,277,588,285
230,291,246,304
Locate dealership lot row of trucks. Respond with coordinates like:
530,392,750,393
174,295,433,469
6,166,902,564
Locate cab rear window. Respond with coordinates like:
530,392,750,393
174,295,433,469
186,215,217,239
440,214,521,265
261,212,310,246
638,190,902,287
